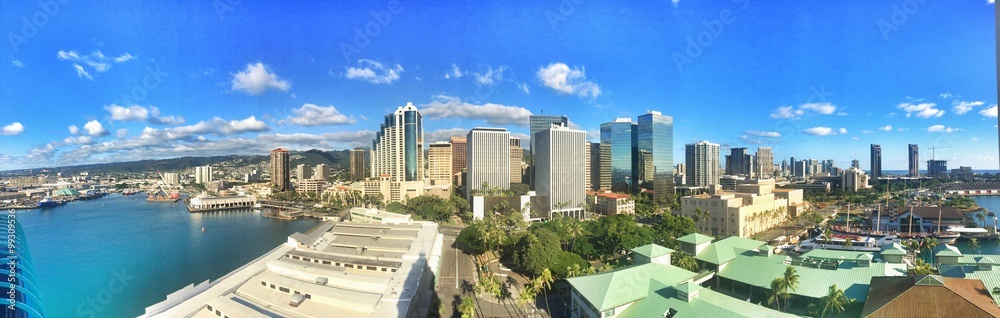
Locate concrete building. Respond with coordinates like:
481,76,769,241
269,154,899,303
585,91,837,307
371,103,424,183
195,165,213,185
725,148,753,177
589,191,635,215
756,147,773,179
637,110,674,200
363,174,424,204
297,179,327,194
843,166,871,192
907,144,920,177
348,207,412,224
349,148,368,182
466,128,511,198
427,142,452,186
601,118,638,191
449,136,467,186
313,164,329,180
535,124,586,218
509,138,523,184
271,148,291,191
680,180,793,237
295,164,312,181
529,114,569,187
146,220,442,318
928,160,948,178
163,172,180,185
871,144,882,181
585,142,592,190
685,141,720,187
589,142,610,191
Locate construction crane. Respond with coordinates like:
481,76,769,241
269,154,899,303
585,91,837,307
927,146,950,160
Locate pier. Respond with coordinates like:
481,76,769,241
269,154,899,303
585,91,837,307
187,195,256,213
943,183,1000,196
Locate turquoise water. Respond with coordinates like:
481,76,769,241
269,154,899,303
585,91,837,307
957,196,1000,254
16,194,319,317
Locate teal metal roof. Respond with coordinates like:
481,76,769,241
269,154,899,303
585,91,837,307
801,249,875,261
567,263,697,312
718,251,907,302
935,244,963,257
879,243,907,256
678,233,714,245
617,281,799,318
632,244,675,259
695,236,765,265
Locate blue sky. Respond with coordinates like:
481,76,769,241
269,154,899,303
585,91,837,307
0,0,995,171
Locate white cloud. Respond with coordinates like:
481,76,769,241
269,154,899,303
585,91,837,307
425,128,470,143
802,126,847,136
878,125,892,131
940,92,953,99
927,125,961,133
444,64,463,79
474,65,506,85
896,127,909,132
518,82,531,94
68,125,79,135
104,104,185,125
851,137,860,140
0,122,24,136
861,130,873,134
231,62,291,94
11,60,23,67
163,116,269,138
73,64,93,80
421,95,532,126
769,102,838,120
113,53,135,63
745,131,781,138
344,59,403,85
953,100,985,115
536,63,601,98
980,104,998,118
83,120,108,136
282,104,356,126
897,102,944,118
63,135,93,145
972,137,980,141
116,129,128,138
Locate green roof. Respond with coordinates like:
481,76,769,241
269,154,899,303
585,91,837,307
617,281,799,318
718,250,908,301
802,249,875,261
879,243,907,256
695,236,766,265
980,257,996,264
632,244,675,259
935,244,963,257
52,188,79,196
567,263,697,312
678,233,714,245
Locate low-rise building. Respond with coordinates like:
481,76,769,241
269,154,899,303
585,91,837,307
862,275,1000,317
297,179,327,194
362,174,424,204
680,179,791,237
588,191,635,215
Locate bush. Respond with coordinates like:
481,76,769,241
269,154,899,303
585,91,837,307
550,251,589,278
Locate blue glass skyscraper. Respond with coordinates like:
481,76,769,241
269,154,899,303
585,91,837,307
372,103,424,182
600,118,638,192
637,111,674,198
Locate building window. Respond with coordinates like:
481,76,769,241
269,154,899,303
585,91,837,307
270,284,275,289
367,266,377,271
381,268,387,272
206,305,213,312
323,261,331,265
391,268,397,272
260,281,266,286
279,287,290,293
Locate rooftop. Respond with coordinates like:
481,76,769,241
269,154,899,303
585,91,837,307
694,236,764,265
617,281,798,318
677,233,714,246
862,275,1000,317
632,244,675,259
567,262,697,312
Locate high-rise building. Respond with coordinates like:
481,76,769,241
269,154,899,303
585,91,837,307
842,167,870,192
928,160,948,177
637,111,674,198
450,136,467,186
756,147,774,178
637,150,654,184
685,141,721,187
726,148,752,177
529,115,569,187
535,124,586,218
466,128,511,198
372,102,424,182
350,148,368,182
510,138,523,184
908,144,919,177
585,142,592,190
270,148,290,191
295,164,312,181
852,159,860,169
870,144,882,181
313,164,329,180
163,172,180,185
428,142,452,186
195,165,213,184
601,118,638,191
589,142,609,191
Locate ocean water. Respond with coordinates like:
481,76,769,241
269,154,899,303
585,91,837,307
956,196,1000,254
16,194,319,317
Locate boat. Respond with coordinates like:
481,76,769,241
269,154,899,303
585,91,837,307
37,197,64,209
794,234,899,253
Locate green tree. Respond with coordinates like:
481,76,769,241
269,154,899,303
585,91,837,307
924,237,940,264
782,266,800,311
451,195,471,221
459,296,476,318
912,259,933,275
532,268,555,316
589,214,653,259
512,229,561,276
509,183,530,196
672,251,699,272
767,278,787,310
970,237,980,251
550,251,589,278
818,284,854,318
651,213,696,248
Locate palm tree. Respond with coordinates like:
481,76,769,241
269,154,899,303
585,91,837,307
533,268,554,315
782,266,800,311
912,259,933,275
970,238,980,251
843,237,854,250
516,286,536,316
924,237,940,264
459,296,476,318
673,251,699,272
767,278,786,310
819,284,854,318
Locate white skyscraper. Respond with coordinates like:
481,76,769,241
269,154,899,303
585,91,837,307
371,102,424,182
195,166,213,184
535,124,586,218
466,127,511,198
686,141,720,187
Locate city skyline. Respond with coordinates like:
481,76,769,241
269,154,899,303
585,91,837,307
0,1,996,171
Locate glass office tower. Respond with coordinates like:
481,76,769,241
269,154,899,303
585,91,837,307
600,118,638,192
637,111,674,198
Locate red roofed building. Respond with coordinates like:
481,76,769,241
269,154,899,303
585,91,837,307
590,191,634,215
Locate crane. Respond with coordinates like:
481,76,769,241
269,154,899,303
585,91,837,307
927,146,950,160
